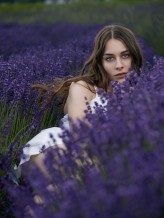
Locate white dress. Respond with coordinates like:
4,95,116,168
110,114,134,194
18,86,106,166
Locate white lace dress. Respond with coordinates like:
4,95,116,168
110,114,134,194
18,87,106,167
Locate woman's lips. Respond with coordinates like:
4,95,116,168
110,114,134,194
114,73,127,77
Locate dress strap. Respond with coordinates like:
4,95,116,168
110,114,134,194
94,86,99,97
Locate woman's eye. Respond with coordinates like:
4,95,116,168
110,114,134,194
106,57,114,61
122,54,130,59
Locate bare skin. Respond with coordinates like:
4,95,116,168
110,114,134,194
102,38,132,83
64,80,96,122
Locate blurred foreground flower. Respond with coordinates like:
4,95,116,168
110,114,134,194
4,56,164,218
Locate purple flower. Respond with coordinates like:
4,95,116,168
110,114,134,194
0,23,163,218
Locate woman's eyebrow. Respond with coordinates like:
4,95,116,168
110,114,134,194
103,53,113,56
103,50,129,56
121,50,129,54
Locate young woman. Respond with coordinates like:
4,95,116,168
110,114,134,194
15,24,143,179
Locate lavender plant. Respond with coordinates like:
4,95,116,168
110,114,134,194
4,56,164,218
0,23,163,218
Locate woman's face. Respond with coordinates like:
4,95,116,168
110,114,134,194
102,38,132,83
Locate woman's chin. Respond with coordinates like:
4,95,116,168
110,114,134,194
117,78,125,84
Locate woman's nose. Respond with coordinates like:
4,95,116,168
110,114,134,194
115,58,123,69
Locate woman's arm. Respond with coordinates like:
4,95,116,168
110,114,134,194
65,81,95,123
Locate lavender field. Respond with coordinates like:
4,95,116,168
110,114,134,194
1,1,164,55
0,21,164,218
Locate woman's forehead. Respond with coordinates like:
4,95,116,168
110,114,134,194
104,39,128,54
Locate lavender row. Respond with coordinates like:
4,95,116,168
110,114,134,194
0,23,96,59
6,57,164,218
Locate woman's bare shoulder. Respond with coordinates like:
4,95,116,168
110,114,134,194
68,80,94,100
64,80,95,114
70,80,94,92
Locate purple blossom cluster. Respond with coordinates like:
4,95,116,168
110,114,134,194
0,23,95,59
0,23,163,217
0,23,99,110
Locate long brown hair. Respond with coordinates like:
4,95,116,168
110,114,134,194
32,24,143,108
